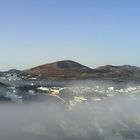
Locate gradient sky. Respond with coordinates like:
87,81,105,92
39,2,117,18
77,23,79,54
0,0,140,70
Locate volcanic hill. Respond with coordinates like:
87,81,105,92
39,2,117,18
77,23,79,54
24,60,140,81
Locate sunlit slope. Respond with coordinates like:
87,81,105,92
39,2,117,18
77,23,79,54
25,60,94,80
22,60,140,80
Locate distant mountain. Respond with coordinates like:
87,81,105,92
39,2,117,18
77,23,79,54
24,60,140,81
5,69,22,74
25,60,94,80
95,65,134,80
0,69,22,75
122,65,140,71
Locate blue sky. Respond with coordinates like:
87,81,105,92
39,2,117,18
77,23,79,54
0,0,140,70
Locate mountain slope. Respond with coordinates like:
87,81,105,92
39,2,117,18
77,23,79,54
95,65,134,79
25,60,94,80
24,60,140,81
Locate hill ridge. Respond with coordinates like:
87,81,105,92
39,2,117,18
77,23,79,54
23,60,140,80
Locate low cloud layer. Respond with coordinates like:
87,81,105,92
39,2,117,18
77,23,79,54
0,91,140,140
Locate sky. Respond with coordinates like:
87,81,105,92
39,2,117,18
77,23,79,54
0,0,140,70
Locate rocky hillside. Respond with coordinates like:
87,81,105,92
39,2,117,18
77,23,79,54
95,65,134,80
25,60,94,80
24,60,140,81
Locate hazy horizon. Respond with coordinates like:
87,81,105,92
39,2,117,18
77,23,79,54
0,59,140,72
0,0,140,70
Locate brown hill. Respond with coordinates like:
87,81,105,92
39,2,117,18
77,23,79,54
94,65,134,80
25,60,94,80
25,60,140,81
